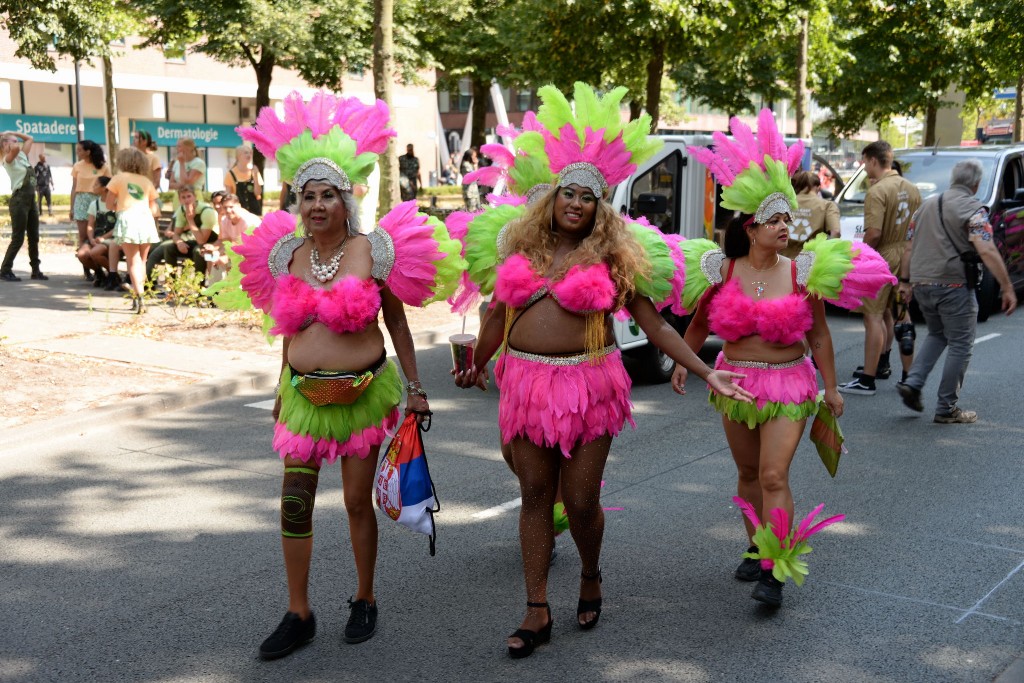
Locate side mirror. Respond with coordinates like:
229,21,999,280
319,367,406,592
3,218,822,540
634,192,668,216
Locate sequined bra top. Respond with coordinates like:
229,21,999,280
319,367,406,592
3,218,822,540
493,253,617,314
706,256,814,346
266,230,395,336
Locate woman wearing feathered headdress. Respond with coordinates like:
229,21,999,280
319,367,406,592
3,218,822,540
228,91,464,659
454,83,753,659
675,111,894,607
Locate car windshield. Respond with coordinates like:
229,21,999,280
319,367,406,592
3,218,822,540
839,153,997,205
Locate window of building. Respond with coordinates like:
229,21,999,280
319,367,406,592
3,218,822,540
457,78,471,113
438,91,450,114
516,89,533,113
628,151,681,234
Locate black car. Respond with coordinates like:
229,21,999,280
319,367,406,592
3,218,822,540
834,144,1024,320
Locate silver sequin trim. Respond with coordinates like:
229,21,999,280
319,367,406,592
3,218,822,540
794,251,815,287
367,227,395,281
754,192,795,225
506,345,616,366
557,162,606,197
524,183,552,206
292,158,352,194
700,249,725,285
722,356,805,370
496,225,511,260
523,286,549,307
268,235,304,278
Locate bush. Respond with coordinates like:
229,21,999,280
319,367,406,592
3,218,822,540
419,185,462,197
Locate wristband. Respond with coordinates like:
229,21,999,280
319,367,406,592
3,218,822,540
406,380,427,397
898,277,910,283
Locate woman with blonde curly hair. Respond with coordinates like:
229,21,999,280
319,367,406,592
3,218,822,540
455,83,753,659
106,147,160,313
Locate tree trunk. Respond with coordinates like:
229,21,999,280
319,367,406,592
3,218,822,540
795,12,810,139
470,77,489,149
924,102,937,147
102,56,120,164
252,51,275,175
644,39,665,128
1014,73,1024,144
373,0,399,217
629,100,642,120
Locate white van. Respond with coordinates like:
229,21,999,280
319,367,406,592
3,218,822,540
611,135,812,382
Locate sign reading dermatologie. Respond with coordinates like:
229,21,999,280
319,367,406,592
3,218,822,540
0,114,106,143
133,120,242,148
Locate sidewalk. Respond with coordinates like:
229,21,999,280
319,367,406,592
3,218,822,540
0,244,477,446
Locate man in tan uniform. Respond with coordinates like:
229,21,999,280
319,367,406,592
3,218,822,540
840,141,921,395
782,171,840,258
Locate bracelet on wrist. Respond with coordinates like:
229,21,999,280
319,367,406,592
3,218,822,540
406,380,427,397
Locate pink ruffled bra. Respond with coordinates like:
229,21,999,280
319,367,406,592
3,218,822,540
494,253,617,313
270,273,382,336
707,259,813,346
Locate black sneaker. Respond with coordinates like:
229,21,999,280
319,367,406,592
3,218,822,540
103,273,122,291
258,611,316,660
751,570,783,607
853,365,890,380
30,270,48,281
344,598,378,644
735,545,760,582
0,270,20,282
838,378,876,395
896,382,923,412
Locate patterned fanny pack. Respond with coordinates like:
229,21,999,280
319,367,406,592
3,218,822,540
290,355,387,407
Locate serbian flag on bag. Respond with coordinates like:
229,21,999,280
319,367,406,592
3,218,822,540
375,414,440,555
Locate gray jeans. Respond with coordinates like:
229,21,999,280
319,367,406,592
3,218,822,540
905,285,977,415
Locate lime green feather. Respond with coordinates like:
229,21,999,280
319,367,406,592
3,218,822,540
535,85,574,137
276,128,377,187
621,115,663,165
508,153,554,194
746,527,815,586
680,238,721,311
513,131,547,163
465,204,526,294
710,393,818,430
721,157,798,216
424,214,468,305
801,234,855,300
628,223,675,303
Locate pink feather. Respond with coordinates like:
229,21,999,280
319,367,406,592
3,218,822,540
495,254,546,308
551,263,616,312
732,496,763,530
729,117,760,167
377,200,442,306
797,513,847,541
826,244,898,309
786,140,805,176
768,507,791,542
272,408,400,464
757,109,787,165
236,210,299,313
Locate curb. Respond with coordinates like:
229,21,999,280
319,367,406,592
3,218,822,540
3,326,459,451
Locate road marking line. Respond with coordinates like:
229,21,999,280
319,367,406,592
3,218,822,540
975,333,1001,345
246,399,276,410
955,558,1024,624
473,497,522,519
823,581,1017,624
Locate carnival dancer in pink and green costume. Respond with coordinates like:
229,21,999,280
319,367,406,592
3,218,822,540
673,110,894,607
454,82,754,659
226,90,464,658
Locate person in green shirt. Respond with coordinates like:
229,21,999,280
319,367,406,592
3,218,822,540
1,130,45,281
146,186,218,281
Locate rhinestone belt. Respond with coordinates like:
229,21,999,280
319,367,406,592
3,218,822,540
506,345,616,366
722,355,805,370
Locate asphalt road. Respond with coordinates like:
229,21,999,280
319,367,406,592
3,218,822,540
2,309,1022,683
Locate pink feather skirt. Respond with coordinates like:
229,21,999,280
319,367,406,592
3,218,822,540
713,353,818,408
495,348,635,458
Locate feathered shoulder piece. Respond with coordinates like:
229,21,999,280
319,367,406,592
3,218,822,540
238,90,395,194
445,204,526,314
515,82,663,198
688,109,802,225
231,211,301,315
799,235,896,309
371,200,466,307
679,238,725,312
626,218,686,314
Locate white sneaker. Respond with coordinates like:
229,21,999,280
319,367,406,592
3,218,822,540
838,378,876,395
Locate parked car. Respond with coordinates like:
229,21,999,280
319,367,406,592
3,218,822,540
834,144,1024,320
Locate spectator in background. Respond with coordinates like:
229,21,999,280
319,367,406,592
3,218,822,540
839,141,921,396
398,143,421,201
70,139,111,269
34,153,54,217
782,171,840,258
106,148,160,314
203,192,260,283
461,147,480,211
897,159,1016,422
224,144,264,216
147,186,218,280
1,130,45,281
166,137,207,202
77,176,117,287
476,152,494,198
134,131,163,187
818,165,835,197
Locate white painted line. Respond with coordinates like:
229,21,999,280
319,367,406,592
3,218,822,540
955,558,1024,624
823,581,1017,624
472,497,522,519
246,399,276,410
974,333,1001,345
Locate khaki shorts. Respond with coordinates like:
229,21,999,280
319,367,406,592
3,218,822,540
858,282,895,315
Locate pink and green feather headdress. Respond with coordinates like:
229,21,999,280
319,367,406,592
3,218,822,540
688,109,803,225
237,90,395,196
464,112,556,207
515,82,663,198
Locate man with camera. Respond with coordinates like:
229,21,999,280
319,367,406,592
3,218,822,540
895,159,1016,423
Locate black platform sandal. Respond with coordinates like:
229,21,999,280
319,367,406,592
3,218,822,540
577,569,603,630
508,602,552,660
